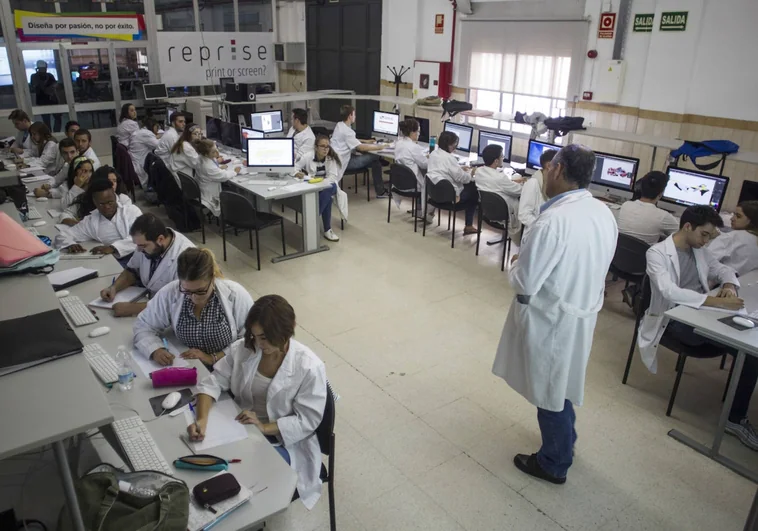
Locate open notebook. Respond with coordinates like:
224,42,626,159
89,286,149,309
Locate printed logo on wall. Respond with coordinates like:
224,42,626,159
598,12,616,39
660,11,688,31
633,13,655,32
15,10,144,41
157,32,275,87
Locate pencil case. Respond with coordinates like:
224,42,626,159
173,455,229,472
150,367,197,387
193,473,241,511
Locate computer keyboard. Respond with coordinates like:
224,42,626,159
59,296,98,326
59,253,105,260
26,206,42,220
83,343,118,384
112,416,173,476
27,227,39,236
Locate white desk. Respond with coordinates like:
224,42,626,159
664,269,758,483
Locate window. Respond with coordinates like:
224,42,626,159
0,47,16,109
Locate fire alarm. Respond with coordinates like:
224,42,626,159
582,91,593,101
587,50,598,59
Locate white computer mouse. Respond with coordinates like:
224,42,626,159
32,221,46,227
733,316,755,329
36,197,48,202
56,290,70,298
161,391,182,410
88,326,111,338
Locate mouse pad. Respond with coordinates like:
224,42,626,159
718,316,758,331
148,388,194,417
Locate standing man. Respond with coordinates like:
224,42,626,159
30,60,61,132
492,145,617,484
155,111,186,165
287,108,316,163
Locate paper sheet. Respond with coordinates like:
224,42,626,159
20,174,53,185
47,209,62,219
47,266,97,287
183,399,249,453
131,343,189,376
89,286,148,309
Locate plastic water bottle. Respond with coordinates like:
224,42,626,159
116,346,133,391
429,135,437,152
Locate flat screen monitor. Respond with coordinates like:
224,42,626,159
247,138,295,172
220,121,241,149
143,83,167,100
205,117,222,142
372,111,399,137
526,139,560,170
249,110,284,134
240,127,264,152
477,131,513,163
662,167,730,213
219,77,234,89
443,121,474,153
405,115,429,143
591,151,640,192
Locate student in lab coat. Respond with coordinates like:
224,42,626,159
169,123,203,186
133,247,254,367
59,177,143,261
287,108,316,163
394,117,432,218
155,111,186,165
637,205,758,450
492,145,617,484
100,213,196,317
116,103,140,147
617,171,679,246
55,157,94,224
426,131,478,234
518,149,557,230
474,144,525,243
192,139,241,217
26,122,60,175
295,135,343,242
129,118,161,189
192,295,327,510
33,138,78,197
59,165,132,224
707,201,758,276
64,120,80,140
73,129,101,169
8,109,33,156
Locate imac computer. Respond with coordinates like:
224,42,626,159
477,131,513,164
372,110,399,140
443,121,473,153
249,110,284,134
240,127,264,152
526,139,559,171
590,151,640,200
247,138,295,173
405,115,430,143
662,167,730,213
143,83,167,100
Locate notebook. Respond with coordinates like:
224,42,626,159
47,267,98,290
89,286,149,309
187,478,251,531
183,399,249,452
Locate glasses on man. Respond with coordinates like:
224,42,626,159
179,280,213,296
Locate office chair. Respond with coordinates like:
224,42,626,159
475,191,512,272
342,167,370,202
177,172,206,244
387,164,421,232
113,143,137,202
423,177,470,248
219,191,286,270
610,233,650,307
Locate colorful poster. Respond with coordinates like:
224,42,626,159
15,10,145,41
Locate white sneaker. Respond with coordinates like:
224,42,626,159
726,418,758,451
324,229,340,242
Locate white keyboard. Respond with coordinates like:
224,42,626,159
59,296,98,326
83,343,119,384
26,206,42,220
112,416,173,476
27,227,39,236
59,253,105,260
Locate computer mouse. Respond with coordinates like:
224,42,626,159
88,326,111,338
36,197,48,202
733,316,755,329
161,391,182,410
32,221,46,227
56,290,70,298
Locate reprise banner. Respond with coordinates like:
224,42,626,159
157,32,275,87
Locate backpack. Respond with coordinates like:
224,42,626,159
442,99,473,119
543,116,586,137
670,140,739,171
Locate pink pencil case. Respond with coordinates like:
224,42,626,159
150,367,197,388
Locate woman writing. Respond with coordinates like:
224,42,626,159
133,248,254,368
708,201,758,275
116,103,140,147
27,122,59,174
193,139,241,217
169,123,203,186
295,135,342,242
191,295,327,510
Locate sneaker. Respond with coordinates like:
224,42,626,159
726,418,758,451
375,192,390,199
323,229,340,242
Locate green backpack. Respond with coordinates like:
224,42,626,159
58,464,189,531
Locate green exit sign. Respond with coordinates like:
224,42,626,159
660,11,688,31
633,13,654,32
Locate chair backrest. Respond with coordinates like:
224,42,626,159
479,190,509,222
316,382,336,456
632,274,654,321
389,163,417,192
612,233,650,277
110,135,117,157
114,143,137,194
425,177,456,204
219,190,256,227
177,171,201,201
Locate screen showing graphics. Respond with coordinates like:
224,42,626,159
205,117,222,142
591,151,640,192
478,131,513,163
443,122,474,153
247,138,295,169
405,115,430,143
372,111,399,136
663,167,730,212
526,139,559,170
250,110,283,134
240,127,264,152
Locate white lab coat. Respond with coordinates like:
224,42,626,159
133,279,254,360
474,166,523,241
492,190,618,411
295,152,341,185
15,130,32,155
125,229,196,295
129,128,160,188
330,122,361,180
81,147,101,170
518,170,547,229
27,140,61,175
394,136,428,190
155,127,179,165
51,161,69,188
707,230,758,277
59,201,143,256
59,192,132,223
287,126,316,162
195,158,236,217
169,142,200,187
196,338,327,510
638,236,740,373
426,149,471,195
116,119,139,147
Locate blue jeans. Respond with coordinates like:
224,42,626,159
319,183,337,231
459,182,479,226
275,445,291,465
536,399,576,478
347,153,385,195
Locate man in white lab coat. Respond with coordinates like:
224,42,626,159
638,205,758,450
518,149,557,232
492,144,617,484
287,108,316,163
330,105,387,197
99,213,195,317
129,118,161,189
155,112,186,165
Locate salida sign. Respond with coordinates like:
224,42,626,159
157,32,275,87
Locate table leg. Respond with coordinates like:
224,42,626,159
53,440,85,531
744,487,758,531
272,191,329,263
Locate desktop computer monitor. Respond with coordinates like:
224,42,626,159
220,121,242,149
443,122,474,153
205,117,222,142
372,111,399,137
404,115,430,143
526,139,559,170
240,127,265,152
247,138,295,172
590,151,640,193
143,83,167,100
662,167,730,213
249,110,284,134
477,131,513,163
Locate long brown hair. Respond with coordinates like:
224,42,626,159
29,121,56,156
313,134,341,168
171,123,200,155
738,201,758,237
177,248,223,282
193,139,216,159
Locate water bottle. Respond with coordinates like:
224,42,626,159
429,135,437,152
116,346,133,391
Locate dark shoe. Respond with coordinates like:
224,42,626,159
513,453,566,485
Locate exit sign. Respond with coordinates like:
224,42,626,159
633,13,654,32
660,11,688,31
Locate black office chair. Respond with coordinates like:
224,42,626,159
109,135,118,159
177,171,205,244
610,234,650,306
113,142,137,202
341,167,370,202
219,191,286,270
623,275,736,416
475,191,511,272
423,177,470,248
387,164,421,232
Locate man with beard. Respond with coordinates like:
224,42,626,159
99,213,195,317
